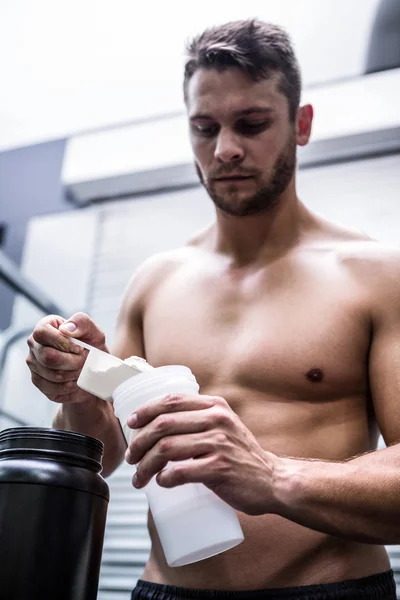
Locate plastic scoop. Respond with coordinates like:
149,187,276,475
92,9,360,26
61,333,153,402
63,336,97,353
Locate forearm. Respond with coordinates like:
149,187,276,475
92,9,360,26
53,394,126,477
273,444,400,544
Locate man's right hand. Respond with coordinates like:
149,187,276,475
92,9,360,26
26,312,108,405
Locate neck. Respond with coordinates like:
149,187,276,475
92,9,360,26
210,181,313,266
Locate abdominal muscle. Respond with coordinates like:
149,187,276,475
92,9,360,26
140,387,391,590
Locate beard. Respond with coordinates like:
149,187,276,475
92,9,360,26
196,132,297,217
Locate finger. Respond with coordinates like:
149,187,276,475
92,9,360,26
31,318,82,355
28,339,87,371
155,455,215,489
128,394,226,429
133,433,213,488
26,352,82,383
127,409,210,465
30,371,80,402
58,312,107,349
33,314,66,331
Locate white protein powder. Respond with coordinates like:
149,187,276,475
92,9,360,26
123,356,154,371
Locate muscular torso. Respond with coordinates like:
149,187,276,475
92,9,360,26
135,234,390,589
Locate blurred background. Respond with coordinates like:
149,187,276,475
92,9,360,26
0,0,399,598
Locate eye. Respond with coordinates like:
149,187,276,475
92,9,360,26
237,121,270,135
191,123,219,138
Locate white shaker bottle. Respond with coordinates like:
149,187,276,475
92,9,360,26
112,365,244,567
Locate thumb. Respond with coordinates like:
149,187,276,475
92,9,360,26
59,312,107,350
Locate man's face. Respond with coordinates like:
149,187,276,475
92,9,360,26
186,67,299,217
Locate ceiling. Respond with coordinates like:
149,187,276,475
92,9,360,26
0,0,382,151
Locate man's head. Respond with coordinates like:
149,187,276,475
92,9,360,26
184,20,312,217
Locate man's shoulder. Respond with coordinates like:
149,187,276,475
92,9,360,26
337,239,400,322
134,224,213,285
334,236,400,296
119,245,203,320
313,217,400,292
336,238,400,272
128,243,206,297
316,217,400,271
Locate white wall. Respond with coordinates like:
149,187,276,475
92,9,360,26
0,0,380,151
0,208,99,427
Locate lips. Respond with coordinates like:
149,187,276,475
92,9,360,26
215,175,253,181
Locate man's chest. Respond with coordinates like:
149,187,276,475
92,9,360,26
142,257,371,401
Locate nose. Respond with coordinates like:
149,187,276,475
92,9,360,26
214,129,245,164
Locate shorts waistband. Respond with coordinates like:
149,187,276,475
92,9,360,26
132,570,396,599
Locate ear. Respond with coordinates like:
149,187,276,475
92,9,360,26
296,104,313,146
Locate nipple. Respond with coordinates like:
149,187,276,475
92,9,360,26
305,368,324,383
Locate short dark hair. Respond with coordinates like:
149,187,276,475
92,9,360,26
184,19,302,122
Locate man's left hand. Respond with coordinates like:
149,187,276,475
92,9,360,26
125,393,281,516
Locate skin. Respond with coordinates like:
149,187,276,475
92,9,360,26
26,66,400,591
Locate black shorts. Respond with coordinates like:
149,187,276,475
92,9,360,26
131,570,396,599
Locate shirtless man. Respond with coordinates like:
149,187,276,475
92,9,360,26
26,19,399,600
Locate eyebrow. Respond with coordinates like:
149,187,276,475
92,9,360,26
190,107,274,121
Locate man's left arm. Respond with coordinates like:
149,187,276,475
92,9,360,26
274,252,400,545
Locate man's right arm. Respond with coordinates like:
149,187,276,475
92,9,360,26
54,392,124,478
27,261,152,478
